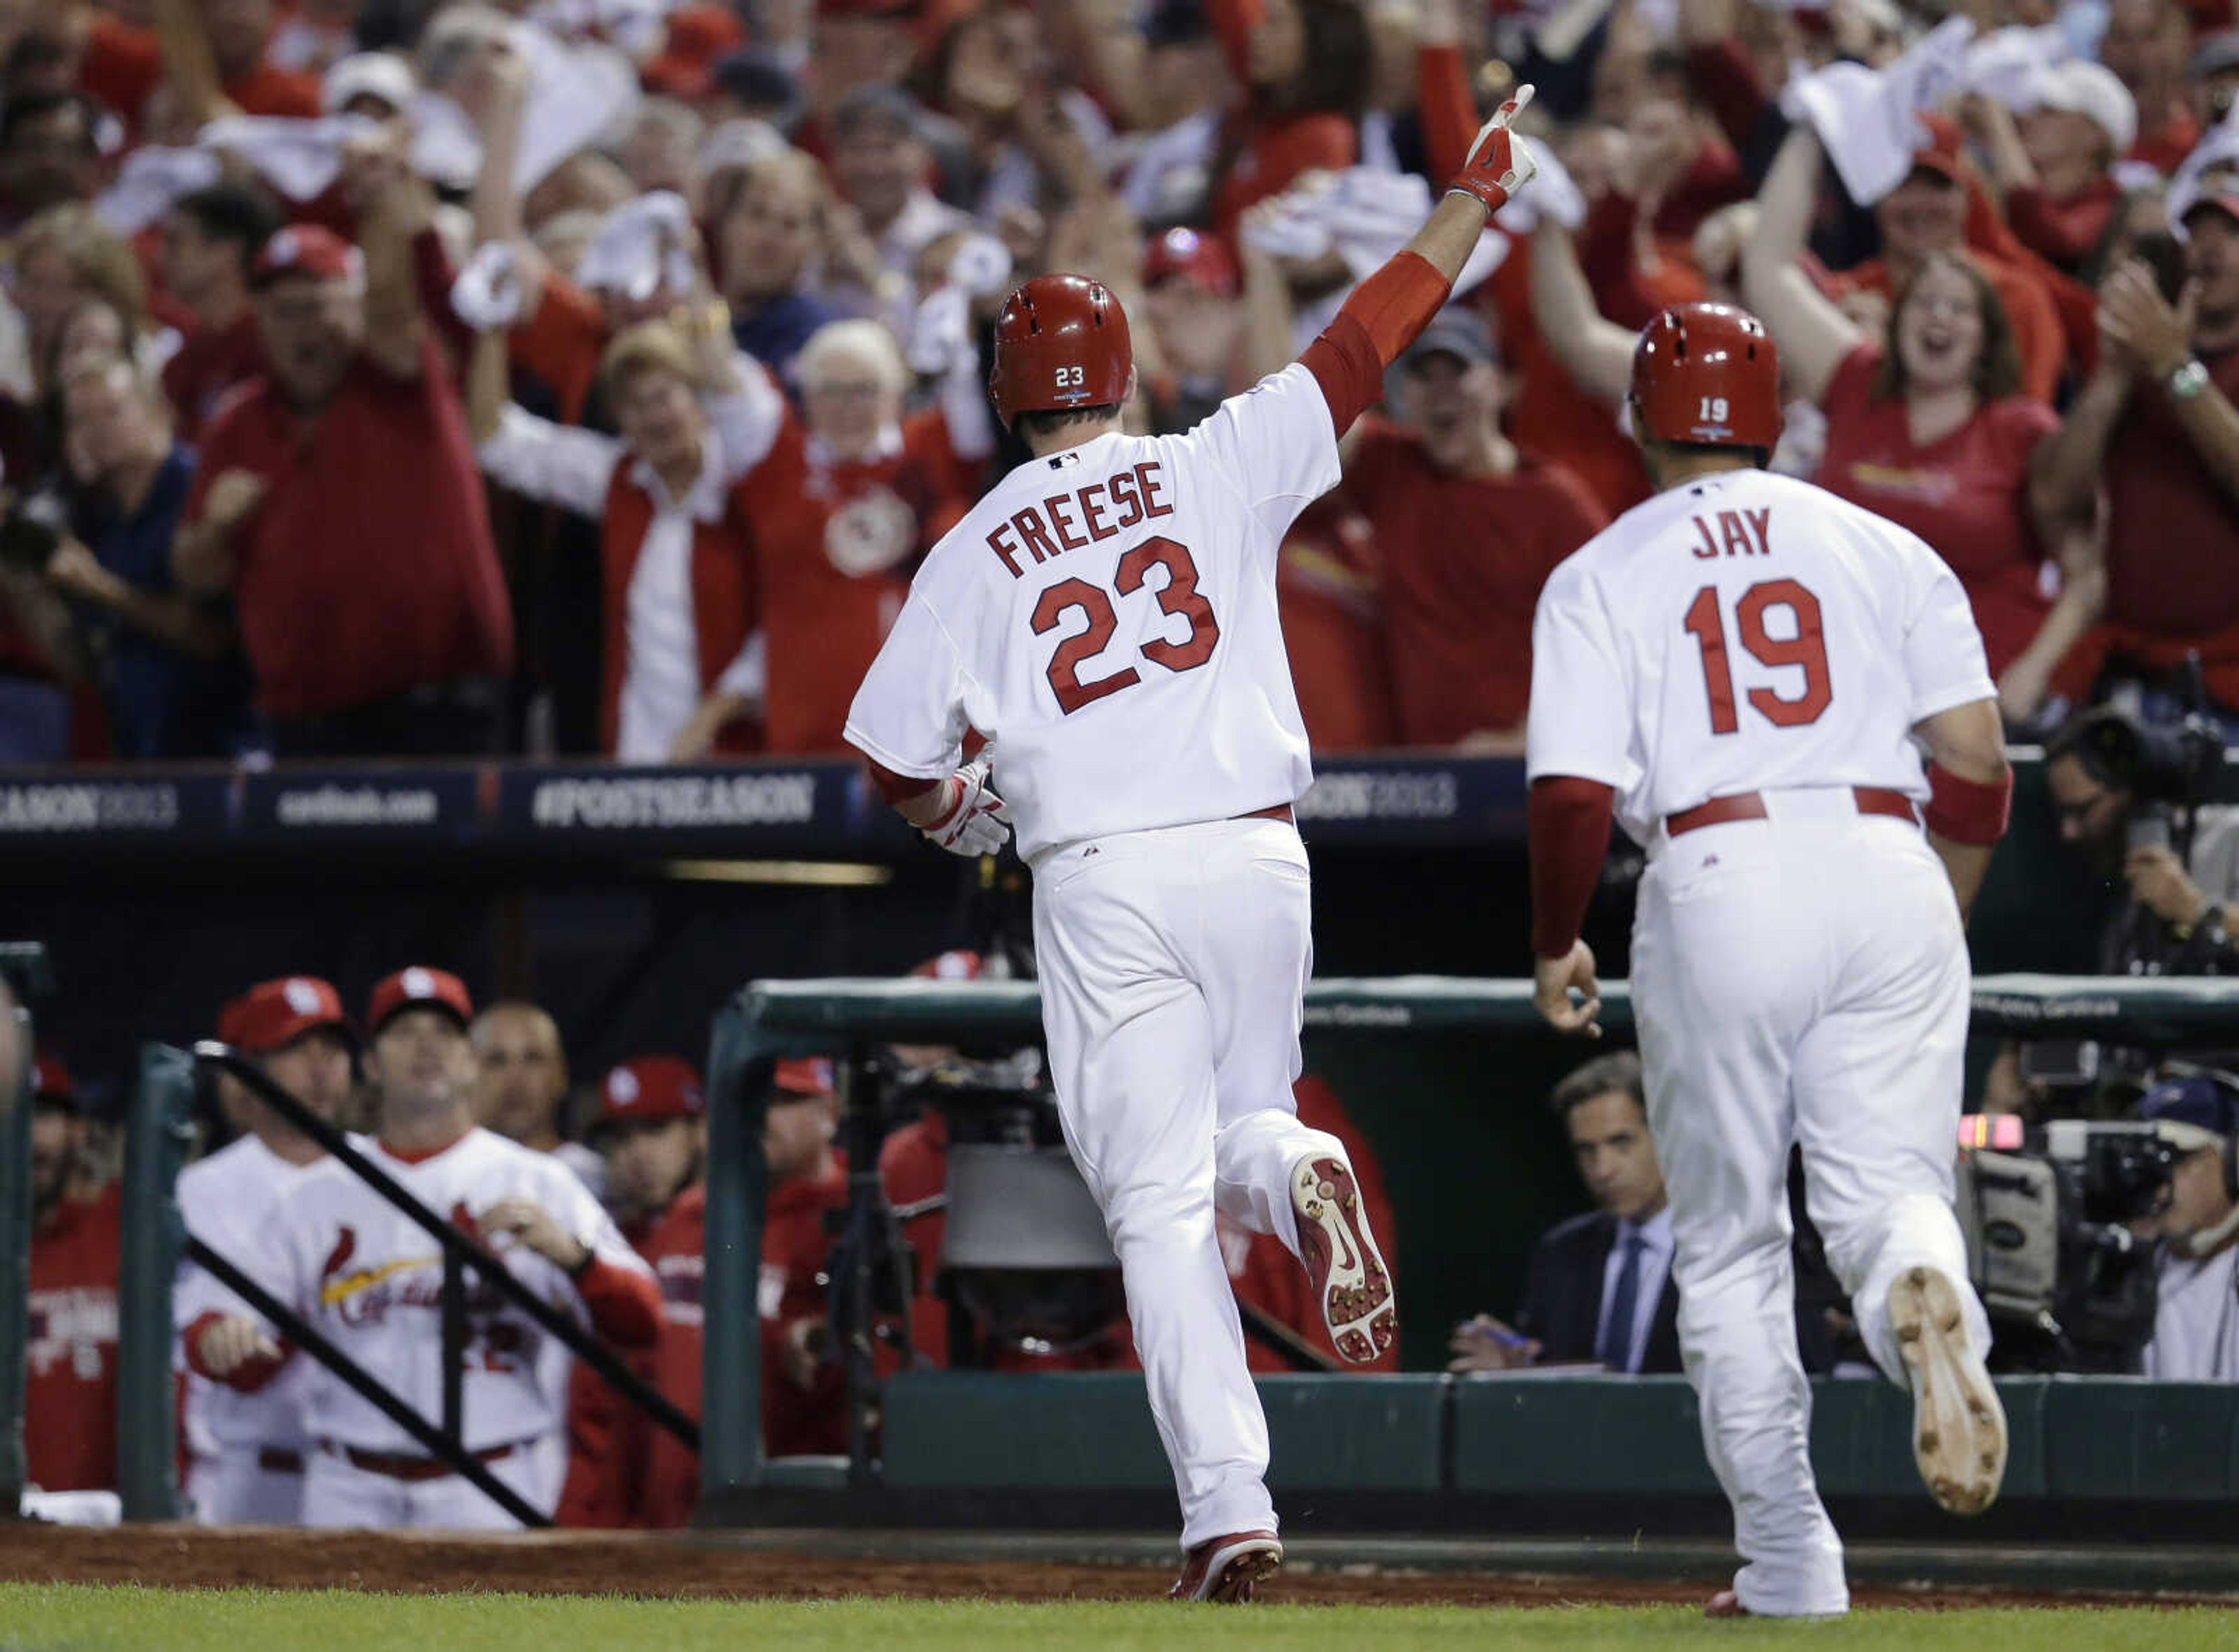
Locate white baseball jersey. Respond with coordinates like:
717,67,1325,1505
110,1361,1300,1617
176,1133,338,1459
1525,470,1994,841
241,1127,650,1454
844,363,1341,861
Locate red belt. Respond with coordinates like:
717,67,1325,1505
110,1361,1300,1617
1666,786,1917,838
333,1440,517,1482
1238,804,1294,825
258,1449,305,1475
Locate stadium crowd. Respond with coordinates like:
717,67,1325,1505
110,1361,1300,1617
18,0,2239,1529
1,0,2238,765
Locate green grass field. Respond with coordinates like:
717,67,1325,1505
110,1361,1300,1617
3,1586,2234,1651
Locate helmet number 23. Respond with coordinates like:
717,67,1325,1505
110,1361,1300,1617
1032,536,1220,715
1682,578,1832,734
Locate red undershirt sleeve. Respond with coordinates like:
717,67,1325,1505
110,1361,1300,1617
1528,775,1616,959
867,758,941,809
1301,251,1455,436
574,1257,663,1349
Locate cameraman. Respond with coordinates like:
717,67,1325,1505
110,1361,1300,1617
2132,1077,2239,1380
2045,706,2239,975
42,354,247,758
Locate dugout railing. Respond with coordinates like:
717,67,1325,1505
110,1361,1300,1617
107,1043,699,1523
696,972,2239,1544
0,943,50,1520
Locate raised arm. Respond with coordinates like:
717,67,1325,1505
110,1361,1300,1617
477,400,623,517
1529,220,1638,406
154,0,234,128
2098,260,2239,509
1739,125,1864,407
348,136,431,382
1301,87,1540,439
468,37,549,329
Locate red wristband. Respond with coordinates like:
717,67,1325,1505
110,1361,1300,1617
1923,762,2011,846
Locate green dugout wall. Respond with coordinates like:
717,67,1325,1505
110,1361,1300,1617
697,973,2239,1532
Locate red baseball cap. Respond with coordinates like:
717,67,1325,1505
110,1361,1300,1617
366,966,473,1034
251,224,363,290
219,976,353,1055
773,1056,836,1099
1142,226,1238,298
1905,114,1966,187
31,1049,73,1105
597,1056,706,1126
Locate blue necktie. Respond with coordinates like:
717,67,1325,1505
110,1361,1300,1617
1599,1229,1647,1372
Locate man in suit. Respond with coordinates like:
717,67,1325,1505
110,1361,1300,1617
1451,1052,1681,1373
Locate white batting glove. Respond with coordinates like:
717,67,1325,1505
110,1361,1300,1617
1448,83,1539,218
920,757,1012,857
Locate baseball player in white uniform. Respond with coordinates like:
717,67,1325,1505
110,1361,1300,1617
843,85,1543,1605
188,967,661,1529
176,976,358,1523
1524,303,2015,1618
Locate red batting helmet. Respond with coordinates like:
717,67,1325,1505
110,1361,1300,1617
1629,303,1782,454
988,273,1132,425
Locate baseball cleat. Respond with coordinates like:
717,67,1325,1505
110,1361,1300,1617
1889,1264,2006,1516
1292,1155,1396,1364
1170,1531,1283,1602
1704,1590,1749,1619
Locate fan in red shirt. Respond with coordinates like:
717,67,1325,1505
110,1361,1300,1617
2102,0,2202,175
27,1052,123,1495
1413,27,1650,518
1202,0,1363,248
2034,195,2239,713
1808,132,2068,403
174,189,514,758
1963,65,2135,279
735,318,987,753
1744,126,2103,727
158,182,280,441
82,0,321,130
1343,308,1609,751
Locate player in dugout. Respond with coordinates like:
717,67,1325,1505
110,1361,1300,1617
186,967,659,1528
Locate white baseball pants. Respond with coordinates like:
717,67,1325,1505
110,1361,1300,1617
1033,816,1343,1551
1630,794,1992,1616
185,1450,305,1525
300,1439,553,1530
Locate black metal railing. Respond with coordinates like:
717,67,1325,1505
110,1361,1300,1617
184,1044,700,1521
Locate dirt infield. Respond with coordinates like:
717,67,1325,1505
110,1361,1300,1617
0,1525,2180,1610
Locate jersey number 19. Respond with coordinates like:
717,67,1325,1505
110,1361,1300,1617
1682,578,1833,736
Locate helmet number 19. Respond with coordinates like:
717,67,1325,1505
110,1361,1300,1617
1032,536,1220,715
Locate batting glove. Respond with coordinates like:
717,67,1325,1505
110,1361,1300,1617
921,757,1012,857
1447,83,1539,219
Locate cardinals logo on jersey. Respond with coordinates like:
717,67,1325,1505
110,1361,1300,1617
320,1227,358,1283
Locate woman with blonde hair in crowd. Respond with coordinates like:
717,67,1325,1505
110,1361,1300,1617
469,307,784,762
1743,125,2103,729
